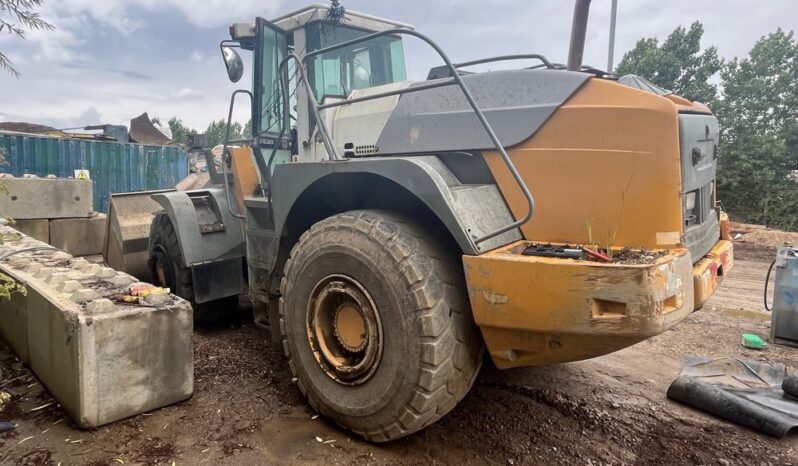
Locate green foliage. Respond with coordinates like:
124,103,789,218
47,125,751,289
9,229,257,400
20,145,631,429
715,29,798,230
618,23,798,231
616,21,722,105
0,272,26,300
204,119,243,147
0,229,26,300
166,117,197,145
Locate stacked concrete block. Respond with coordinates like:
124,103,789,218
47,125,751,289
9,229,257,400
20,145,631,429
0,175,107,256
9,219,50,243
0,175,93,219
0,226,193,428
49,214,108,257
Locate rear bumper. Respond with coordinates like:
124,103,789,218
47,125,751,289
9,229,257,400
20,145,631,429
463,239,731,369
692,239,733,310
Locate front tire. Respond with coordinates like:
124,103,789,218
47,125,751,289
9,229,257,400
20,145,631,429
279,210,483,442
148,212,237,323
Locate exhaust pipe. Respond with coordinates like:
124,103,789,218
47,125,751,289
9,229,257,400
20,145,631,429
567,0,592,71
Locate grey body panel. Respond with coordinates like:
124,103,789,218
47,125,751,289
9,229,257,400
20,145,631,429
679,113,720,262
152,187,247,268
254,155,521,274
375,69,590,154
191,257,248,304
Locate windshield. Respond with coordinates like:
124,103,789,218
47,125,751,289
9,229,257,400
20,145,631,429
306,23,406,103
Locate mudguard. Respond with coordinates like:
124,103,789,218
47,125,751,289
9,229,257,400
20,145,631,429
151,187,246,268
270,155,522,259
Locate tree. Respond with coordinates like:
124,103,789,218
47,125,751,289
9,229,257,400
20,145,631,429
204,119,243,147
615,22,722,105
0,0,54,77
167,117,197,144
716,29,798,230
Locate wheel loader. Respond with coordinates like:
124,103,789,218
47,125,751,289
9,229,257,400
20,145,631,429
106,1,734,441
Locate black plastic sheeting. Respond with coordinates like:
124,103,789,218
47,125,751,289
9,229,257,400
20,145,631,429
667,356,798,438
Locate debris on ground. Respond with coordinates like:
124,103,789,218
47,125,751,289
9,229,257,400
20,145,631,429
667,356,798,438
785,376,798,398
730,222,798,248
742,333,769,350
0,421,15,432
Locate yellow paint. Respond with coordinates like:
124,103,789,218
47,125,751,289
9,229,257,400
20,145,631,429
692,239,733,309
719,211,731,241
463,242,695,368
228,146,260,212
484,78,685,249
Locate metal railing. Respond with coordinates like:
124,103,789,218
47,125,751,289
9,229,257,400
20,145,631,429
278,28,536,246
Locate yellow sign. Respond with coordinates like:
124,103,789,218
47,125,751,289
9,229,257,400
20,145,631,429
74,169,91,180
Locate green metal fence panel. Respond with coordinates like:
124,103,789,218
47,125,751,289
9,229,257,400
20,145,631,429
0,132,188,212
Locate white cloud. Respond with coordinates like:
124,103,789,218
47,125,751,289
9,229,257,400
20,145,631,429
189,50,204,63
43,0,286,31
172,87,203,99
3,0,798,133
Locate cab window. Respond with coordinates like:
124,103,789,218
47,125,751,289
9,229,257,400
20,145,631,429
305,23,407,103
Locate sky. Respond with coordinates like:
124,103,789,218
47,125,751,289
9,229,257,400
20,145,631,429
1,0,797,131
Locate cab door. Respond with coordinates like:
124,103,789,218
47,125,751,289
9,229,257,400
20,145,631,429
252,17,291,163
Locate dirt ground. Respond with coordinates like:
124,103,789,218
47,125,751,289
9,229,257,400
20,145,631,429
1,240,797,465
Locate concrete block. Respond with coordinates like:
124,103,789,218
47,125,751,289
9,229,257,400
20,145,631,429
0,178,93,219
70,289,101,303
0,226,193,428
0,290,30,364
49,215,107,257
9,219,50,243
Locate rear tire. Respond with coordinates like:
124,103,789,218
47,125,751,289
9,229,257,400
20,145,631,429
148,212,237,323
280,210,483,442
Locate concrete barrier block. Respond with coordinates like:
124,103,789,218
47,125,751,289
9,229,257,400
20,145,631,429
0,178,93,219
9,219,50,243
49,214,107,257
0,226,193,428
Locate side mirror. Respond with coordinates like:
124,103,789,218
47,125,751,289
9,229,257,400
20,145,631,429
222,46,244,83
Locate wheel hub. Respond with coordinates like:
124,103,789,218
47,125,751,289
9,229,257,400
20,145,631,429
306,275,383,385
334,302,368,353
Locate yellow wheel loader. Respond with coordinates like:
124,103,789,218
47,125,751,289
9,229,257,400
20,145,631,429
108,0,733,441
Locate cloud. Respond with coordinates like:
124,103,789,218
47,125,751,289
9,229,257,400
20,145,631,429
189,50,204,63
2,0,798,133
42,0,286,31
61,62,153,80
0,106,103,130
172,87,203,100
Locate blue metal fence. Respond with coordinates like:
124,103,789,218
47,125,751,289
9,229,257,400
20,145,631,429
0,132,189,212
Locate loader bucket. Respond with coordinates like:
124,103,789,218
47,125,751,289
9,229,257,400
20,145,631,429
103,190,174,280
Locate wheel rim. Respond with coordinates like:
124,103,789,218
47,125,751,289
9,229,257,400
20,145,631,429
306,274,383,386
150,246,171,289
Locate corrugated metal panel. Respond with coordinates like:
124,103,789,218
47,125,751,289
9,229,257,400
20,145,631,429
0,132,189,212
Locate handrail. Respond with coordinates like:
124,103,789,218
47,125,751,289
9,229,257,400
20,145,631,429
279,52,341,160
453,54,554,70
285,28,536,246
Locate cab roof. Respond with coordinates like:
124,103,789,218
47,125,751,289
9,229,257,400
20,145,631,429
271,3,413,32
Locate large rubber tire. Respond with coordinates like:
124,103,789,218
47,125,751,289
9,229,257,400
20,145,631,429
280,210,483,442
148,212,237,323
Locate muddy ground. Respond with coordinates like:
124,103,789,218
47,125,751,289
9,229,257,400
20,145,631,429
1,242,796,465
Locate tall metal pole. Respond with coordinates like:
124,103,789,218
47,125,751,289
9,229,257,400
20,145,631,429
567,0,592,71
607,0,618,73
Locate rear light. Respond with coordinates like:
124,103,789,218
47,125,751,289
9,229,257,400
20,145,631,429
685,192,696,211
685,191,698,227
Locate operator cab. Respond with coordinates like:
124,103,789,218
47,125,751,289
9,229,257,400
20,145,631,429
221,4,411,167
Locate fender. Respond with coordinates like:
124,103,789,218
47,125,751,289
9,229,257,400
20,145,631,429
270,155,522,266
151,187,246,268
